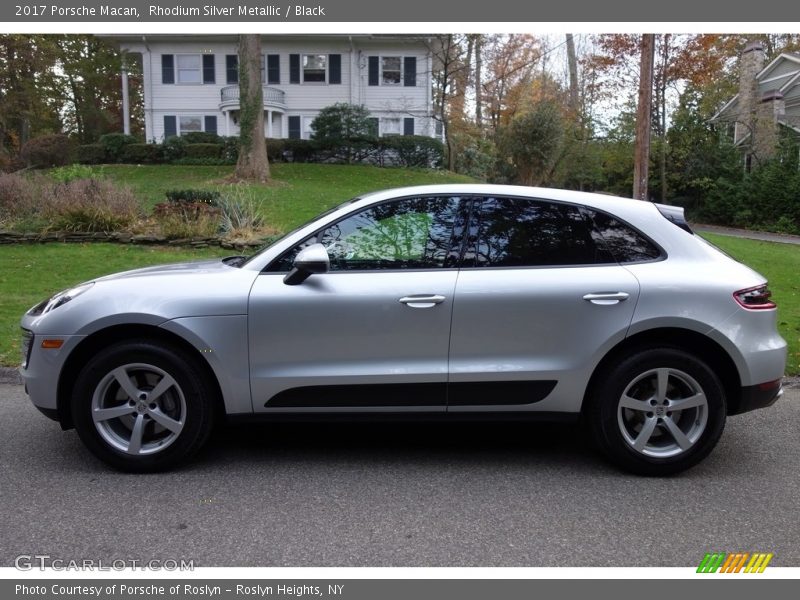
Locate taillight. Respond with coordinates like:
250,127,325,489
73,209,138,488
733,284,776,310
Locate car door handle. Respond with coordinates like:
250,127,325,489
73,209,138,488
583,292,630,305
399,295,446,308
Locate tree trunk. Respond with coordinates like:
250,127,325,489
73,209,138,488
474,35,483,128
659,34,669,203
235,34,270,182
566,34,579,116
633,34,655,201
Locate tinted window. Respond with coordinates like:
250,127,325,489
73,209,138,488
586,210,662,263
466,197,613,267
271,196,462,271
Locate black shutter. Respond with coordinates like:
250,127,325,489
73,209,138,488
204,115,218,135
163,115,177,138
404,57,417,87
289,54,300,84
288,116,301,139
267,54,280,84
203,54,215,84
367,118,379,137
403,117,415,136
368,56,379,86
226,55,238,84
329,54,341,84
161,55,174,84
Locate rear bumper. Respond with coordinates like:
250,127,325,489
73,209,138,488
731,379,784,415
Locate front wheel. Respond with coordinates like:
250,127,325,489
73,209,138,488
71,340,216,472
589,347,726,476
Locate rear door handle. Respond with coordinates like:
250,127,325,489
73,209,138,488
583,292,630,305
399,294,446,308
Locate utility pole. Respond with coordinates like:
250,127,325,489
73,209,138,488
633,34,655,201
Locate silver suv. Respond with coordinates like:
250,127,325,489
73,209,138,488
20,185,787,474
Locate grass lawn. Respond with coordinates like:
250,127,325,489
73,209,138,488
701,233,800,376
99,163,476,233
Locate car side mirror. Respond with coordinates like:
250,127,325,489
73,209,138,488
283,243,330,285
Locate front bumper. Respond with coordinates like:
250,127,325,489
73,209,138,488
731,379,784,415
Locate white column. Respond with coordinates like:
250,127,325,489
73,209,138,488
224,111,230,137
121,62,131,135
267,110,273,138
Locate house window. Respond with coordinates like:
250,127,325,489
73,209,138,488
302,116,315,139
381,57,402,85
381,118,401,136
176,55,202,84
303,54,327,83
179,116,203,135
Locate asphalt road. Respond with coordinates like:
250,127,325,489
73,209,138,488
1,381,798,568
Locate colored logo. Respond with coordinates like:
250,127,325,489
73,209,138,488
697,552,773,573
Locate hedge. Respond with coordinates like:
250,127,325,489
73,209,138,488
76,144,106,165
119,143,163,164
20,134,75,168
184,143,223,159
99,133,139,162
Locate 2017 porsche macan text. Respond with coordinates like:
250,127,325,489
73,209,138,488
20,185,786,474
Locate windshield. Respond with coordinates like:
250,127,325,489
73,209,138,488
240,195,363,267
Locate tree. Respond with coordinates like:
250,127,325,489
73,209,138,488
235,34,269,182
633,34,655,200
497,100,565,186
311,103,373,164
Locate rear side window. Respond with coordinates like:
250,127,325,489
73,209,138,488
584,209,663,263
465,197,614,267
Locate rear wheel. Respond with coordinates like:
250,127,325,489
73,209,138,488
71,340,215,472
589,347,726,475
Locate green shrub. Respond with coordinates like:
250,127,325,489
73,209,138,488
49,164,103,183
382,135,444,168
221,136,240,162
266,138,286,162
182,131,222,144
119,143,163,164
165,189,221,205
171,157,233,166
184,143,223,159
20,134,74,168
99,133,139,162
162,136,188,161
282,139,319,163
76,144,107,165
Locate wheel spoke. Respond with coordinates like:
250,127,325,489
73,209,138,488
620,394,650,412
668,392,706,412
656,368,670,404
662,416,693,450
92,403,134,423
147,407,183,434
112,366,141,401
632,416,658,451
148,373,177,403
127,414,146,455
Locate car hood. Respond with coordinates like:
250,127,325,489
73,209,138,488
93,258,238,282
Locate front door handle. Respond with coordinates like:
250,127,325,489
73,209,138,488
399,294,446,308
583,292,630,305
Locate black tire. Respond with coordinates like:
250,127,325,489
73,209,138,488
588,346,726,476
71,340,216,472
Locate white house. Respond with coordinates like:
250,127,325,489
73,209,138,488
104,34,440,142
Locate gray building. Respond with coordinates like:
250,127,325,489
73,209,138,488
712,42,800,168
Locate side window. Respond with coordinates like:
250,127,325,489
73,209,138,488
585,209,662,263
270,197,462,272
466,197,613,267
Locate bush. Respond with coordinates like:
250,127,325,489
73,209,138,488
282,139,319,163
43,179,141,232
0,173,42,227
20,134,74,168
221,136,241,163
99,133,139,162
49,164,103,183
76,144,107,165
171,157,233,166
184,143,223,159
216,185,265,239
120,143,163,164
182,131,222,144
162,136,188,161
382,135,444,168
165,189,221,205
266,139,286,162
153,201,220,239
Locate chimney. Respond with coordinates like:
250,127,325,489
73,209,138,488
753,90,785,161
737,41,767,160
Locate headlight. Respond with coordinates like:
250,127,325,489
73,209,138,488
27,282,94,316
